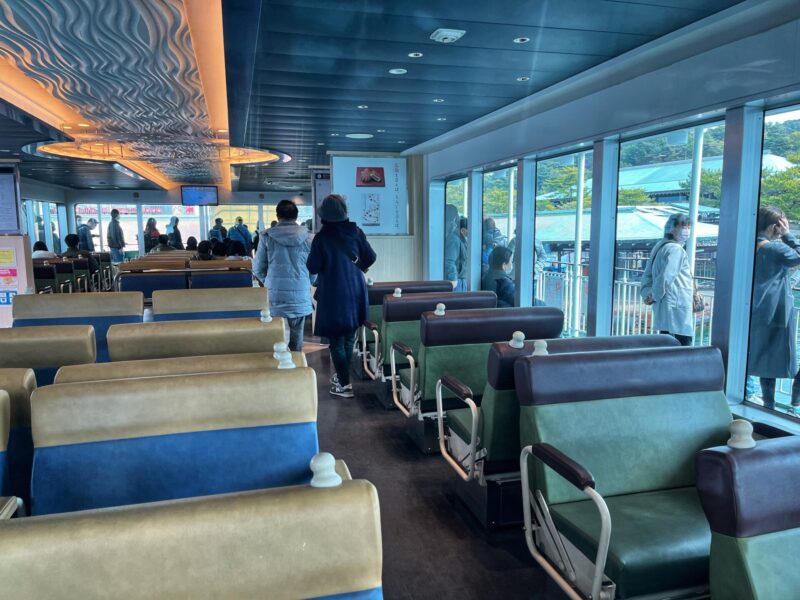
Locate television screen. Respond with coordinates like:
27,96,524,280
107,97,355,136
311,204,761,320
181,185,218,206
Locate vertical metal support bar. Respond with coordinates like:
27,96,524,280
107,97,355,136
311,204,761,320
571,153,586,336
427,179,445,280
714,106,763,401
687,125,706,271
515,158,535,307
136,205,145,257
587,138,619,337
468,169,483,292
42,202,53,251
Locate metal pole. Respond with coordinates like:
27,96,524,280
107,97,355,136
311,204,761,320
508,168,515,242
571,153,586,336
687,126,705,271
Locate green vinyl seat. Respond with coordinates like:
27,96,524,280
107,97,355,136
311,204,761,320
516,346,731,599
697,435,800,600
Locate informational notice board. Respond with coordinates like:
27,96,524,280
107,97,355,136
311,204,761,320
330,156,408,235
0,235,33,328
311,170,331,232
0,168,21,234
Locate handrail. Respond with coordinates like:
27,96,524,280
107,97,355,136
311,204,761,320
435,376,479,481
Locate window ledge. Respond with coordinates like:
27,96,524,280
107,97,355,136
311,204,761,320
731,402,800,436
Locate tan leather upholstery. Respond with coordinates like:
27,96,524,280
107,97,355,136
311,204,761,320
0,480,382,599
12,292,143,319
152,287,267,315
107,317,286,361
33,368,317,447
55,351,307,384
189,259,251,270
0,369,36,427
118,260,188,271
0,326,96,368
0,391,9,452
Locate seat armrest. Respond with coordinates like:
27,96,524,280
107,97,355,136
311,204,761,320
392,340,413,357
533,443,595,490
363,320,378,332
439,374,473,401
752,421,794,439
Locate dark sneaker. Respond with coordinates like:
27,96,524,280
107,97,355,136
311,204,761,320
330,383,354,398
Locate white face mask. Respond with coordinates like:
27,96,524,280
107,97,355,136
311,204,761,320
503,263,513,274
675,227,690,243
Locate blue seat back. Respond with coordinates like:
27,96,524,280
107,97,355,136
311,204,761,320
119,272,188,297
30,368,318,515
0,391,9,495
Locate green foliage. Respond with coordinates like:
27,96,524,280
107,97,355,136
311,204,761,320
678,169,723,207
619,125,725,168
617,188,650,206
761,166,800,221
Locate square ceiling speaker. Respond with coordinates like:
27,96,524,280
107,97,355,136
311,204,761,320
430,28,466,44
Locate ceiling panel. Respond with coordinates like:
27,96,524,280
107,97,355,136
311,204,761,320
226,0,744,192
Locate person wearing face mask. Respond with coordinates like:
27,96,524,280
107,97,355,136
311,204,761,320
747,206,800,412
640,213,695,346
482,246,516,307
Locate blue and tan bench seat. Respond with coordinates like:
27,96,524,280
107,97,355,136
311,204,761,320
0,479,382,599
107,316,286,361
117,260,189,297
54,350,307,384
517,346,731,599
0,369,36,504
12,292,143,362
0,325,96,386
30,368,318,515
151,287,268,321
188,259,253,288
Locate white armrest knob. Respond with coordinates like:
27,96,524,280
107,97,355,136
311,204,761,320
366,277,374,286
393,287,402,297
727,419,756,449
509,331,525,349
273,341,288,359
310,452,342,488
277,350,296,369
532,340,549,356
434,303,446,316
260,308,273,322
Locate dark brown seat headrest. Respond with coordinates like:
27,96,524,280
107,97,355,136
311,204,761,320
420,307,564,347
487,334,680,390
382,291,496,322
697,436,800,538
514,346,724,406
367,281,452,305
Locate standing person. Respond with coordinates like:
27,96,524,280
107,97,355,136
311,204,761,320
481,246,516,307
640,213,695,346
208,217,226,242
228,216,252,255
166,216,183,250
106,208,126,263
253,199,313,352
78,218,97,252
747,206,800,411
143,218,160,253
307,194,376,398
444,204,467,291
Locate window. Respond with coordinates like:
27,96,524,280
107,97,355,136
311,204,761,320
142,205,201,252
211,205,260,239
611,123,725,345
744,106,800,415
74,204,140,255
23,200,66,253
444,177,468,290
535,151,593,336
481,167,517,306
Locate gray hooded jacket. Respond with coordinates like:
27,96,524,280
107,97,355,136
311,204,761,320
253,221,313,318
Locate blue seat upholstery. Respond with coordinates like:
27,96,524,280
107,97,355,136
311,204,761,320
30,368,318,515
0,391,9,495
119,272,188,298
151,287,267,322
12,292,143,362
190,270,253,288
0,369,37,504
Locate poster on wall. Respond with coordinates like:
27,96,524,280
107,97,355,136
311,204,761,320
0,167,21,234
330,155,408,235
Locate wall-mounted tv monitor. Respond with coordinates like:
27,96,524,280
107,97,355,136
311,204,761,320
181,185,218,206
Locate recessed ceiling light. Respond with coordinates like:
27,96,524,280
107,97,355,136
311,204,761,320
77,123,90,128
346,133,374,139
330,133,339,137
62,125,72,130
217,128,228,133
388,68,407,75
436,117,446,121
376,129,386,133
317,142,325,145
433,98,445,103
0,150,9,153
513,37,530,44
408,52,423,58
357,105,368,109
398,140,406,144
516,76,530,82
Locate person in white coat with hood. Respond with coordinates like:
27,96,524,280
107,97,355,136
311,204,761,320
640,213,695,346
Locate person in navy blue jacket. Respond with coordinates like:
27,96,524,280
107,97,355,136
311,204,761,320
482,246,516,307
307,194,376,398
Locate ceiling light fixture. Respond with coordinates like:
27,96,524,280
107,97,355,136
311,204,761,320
408,52,423,58
376,129,386,133
217,128,228,133
430,28,466,44
357,105,368,109
398,140,406,144
346,133,374,139
436,117,446,121
433,98,445,103
77,123,90,128
516,76,530,82
388,68,407,75
317,142,325,145
513,37,530,44
330,133,339,136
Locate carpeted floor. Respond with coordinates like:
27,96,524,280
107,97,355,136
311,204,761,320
306,348,559,600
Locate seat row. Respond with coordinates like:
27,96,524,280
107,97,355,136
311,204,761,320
117,256,253,297
352,279,800,600
33,253,112,293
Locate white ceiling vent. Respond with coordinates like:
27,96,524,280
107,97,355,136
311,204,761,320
430,28,465,44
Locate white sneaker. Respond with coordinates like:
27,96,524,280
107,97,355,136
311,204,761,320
331,373,339,386
330,383,354,398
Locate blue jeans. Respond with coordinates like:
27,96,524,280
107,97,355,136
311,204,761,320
329,330,356,387
285,316,305,352
110,248,124,263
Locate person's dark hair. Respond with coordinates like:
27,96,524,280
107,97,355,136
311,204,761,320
664,213,692,239
757,206,786,234
222,237,232,248
111,209,120,218
212,241,227,257
33,241,48,252
185,236,198,250
489,246,513,270
270,220,278,228
145,218,156,233
215,217,223,225
65,233,79,248
228,240,246,257
276,199,299,221
196,240,213,259
459,217,468,230
158,234,169,245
